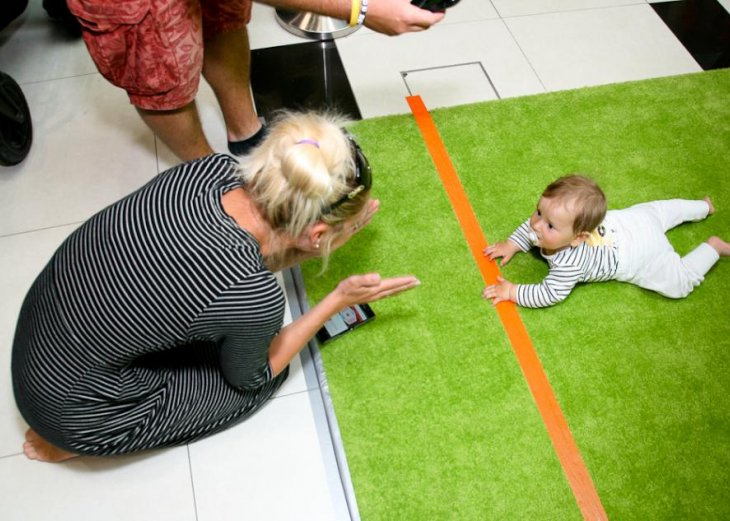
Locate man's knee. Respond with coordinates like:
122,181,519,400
68,0,204,111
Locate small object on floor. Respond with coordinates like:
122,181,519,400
228,125,267,157
316,304,376,344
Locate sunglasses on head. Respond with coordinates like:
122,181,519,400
321,130,372,214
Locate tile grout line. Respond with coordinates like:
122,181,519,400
488,0,502,18
401,61,488,75
489,0,649,20
0,451,24,460
499,17,549,94
477,61,502,99
400,71,414,97
0,221,86,239
270,387,313,401
186,445,200,521
16,71,100,88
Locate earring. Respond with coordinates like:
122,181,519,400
315,241,320,249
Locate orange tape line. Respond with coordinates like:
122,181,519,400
407,95,608,521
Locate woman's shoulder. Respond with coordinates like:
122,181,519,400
163,153,239,186
188,153,239,171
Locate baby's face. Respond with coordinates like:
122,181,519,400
529,197,582,254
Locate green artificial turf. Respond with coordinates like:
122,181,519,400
301,69,730,520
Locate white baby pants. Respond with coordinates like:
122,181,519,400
612,199,719,298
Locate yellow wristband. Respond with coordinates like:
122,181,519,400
349,0,361,27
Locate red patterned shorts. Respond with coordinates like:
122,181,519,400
68,0,252,110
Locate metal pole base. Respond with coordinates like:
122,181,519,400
275,9,361,40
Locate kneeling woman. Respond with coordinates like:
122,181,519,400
12,112,419,462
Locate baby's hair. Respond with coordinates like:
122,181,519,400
236,110,370,261
542,175,607,233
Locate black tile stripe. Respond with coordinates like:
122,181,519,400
652,0,730,70
250,40,362,122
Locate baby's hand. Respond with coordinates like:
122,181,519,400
482,276,516,306
483,241,519,266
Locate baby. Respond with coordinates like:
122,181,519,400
482,175,730,308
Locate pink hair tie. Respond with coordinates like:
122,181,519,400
295,139,320,148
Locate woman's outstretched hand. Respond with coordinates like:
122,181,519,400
334,272,420,308
269,271,420,376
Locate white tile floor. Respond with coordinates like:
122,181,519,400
0,0,721,519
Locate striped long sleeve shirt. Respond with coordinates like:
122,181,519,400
507,218,620,308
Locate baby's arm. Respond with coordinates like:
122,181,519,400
515,264,582,308
483,219,533,266
483,265,582,308
482,276,517,305
484,241,521,266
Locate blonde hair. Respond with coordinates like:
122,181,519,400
237,111,370,261
542,175,607,233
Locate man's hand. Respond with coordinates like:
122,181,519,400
365,0,445,35
482,276,516,306
483,240,520,267
257,0,444,36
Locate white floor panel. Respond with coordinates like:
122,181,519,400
504,4,702,92
439,0,500,24
404,62,499,110
491,0,644,18
0,74,158,236
0,0,97,85
0,224,81,458
337,20,545,118
0,447,197,521
189,389,347,521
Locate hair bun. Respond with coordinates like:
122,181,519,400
280,139,333,202
236,111,364,239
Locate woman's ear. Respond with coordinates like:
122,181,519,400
570,231,591,248
307,222,330,250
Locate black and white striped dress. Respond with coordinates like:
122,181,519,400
12,154,288,456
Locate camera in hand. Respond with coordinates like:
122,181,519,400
411,0,461,12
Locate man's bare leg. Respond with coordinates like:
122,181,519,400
24,428,78,463
202,26,264,153
137,101,214,162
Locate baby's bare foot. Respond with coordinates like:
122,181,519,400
707,236,730,257
704,197,715,215
23,429,78,463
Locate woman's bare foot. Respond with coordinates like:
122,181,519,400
23,429,78,462
704,197,715,215
707,236,730,257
